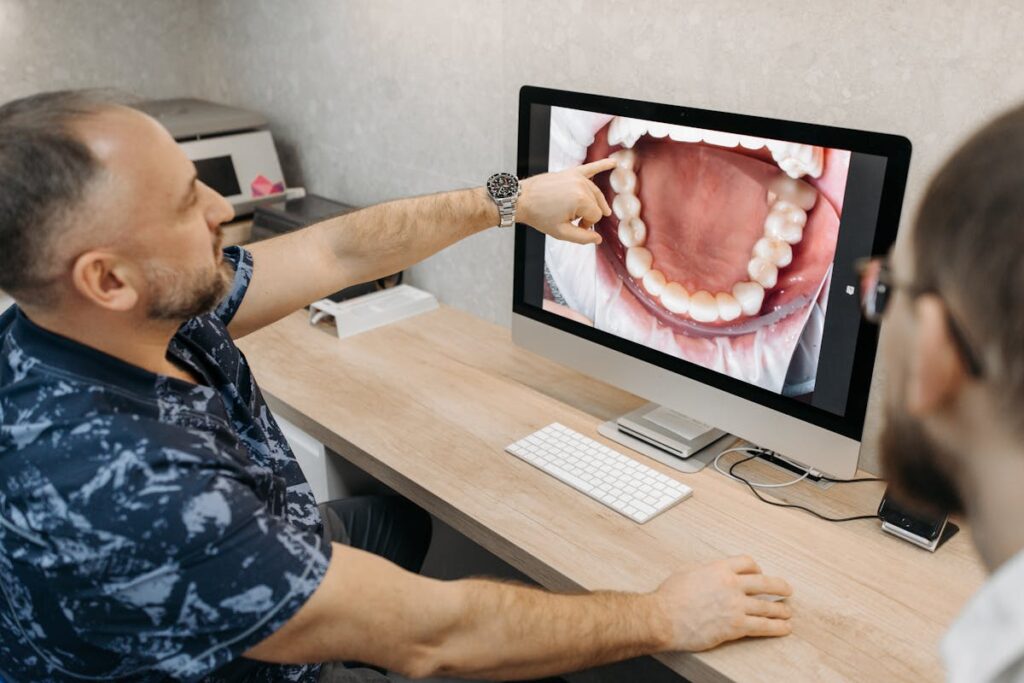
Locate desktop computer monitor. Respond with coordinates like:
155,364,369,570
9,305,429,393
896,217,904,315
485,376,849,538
511,86,911,478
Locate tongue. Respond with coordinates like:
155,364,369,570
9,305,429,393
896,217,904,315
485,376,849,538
633,140,776,293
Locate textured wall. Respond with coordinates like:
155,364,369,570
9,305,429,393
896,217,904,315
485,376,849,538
7,0,1024,473
191,1,509,321
190,0,1024,474
0,0,202,102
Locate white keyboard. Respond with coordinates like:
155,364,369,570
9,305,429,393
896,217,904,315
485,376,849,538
506,423,692,523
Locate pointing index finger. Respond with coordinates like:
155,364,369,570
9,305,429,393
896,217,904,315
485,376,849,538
577,158,617,178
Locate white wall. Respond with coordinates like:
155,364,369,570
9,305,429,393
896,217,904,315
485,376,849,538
7,0,1024,473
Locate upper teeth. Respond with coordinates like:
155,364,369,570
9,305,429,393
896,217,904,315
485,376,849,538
605,115,825,179
766,141,824,180
606,146,819,325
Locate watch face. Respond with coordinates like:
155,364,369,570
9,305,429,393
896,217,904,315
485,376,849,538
488,173,519,199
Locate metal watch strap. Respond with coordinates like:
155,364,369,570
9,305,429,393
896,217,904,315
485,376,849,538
496,195,517,228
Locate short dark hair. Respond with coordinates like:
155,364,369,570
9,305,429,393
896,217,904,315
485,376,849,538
0,89,127,306
913,103,1024,424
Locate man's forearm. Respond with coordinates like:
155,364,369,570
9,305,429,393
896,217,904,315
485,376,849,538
231,163,612,339
312,186,497,293
417,577,670,680
245,545,791,676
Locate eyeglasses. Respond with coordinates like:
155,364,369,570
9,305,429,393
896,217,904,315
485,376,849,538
855,255,983,377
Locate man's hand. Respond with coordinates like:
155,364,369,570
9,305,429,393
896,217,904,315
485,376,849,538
518,159,616,245
653,555,793,652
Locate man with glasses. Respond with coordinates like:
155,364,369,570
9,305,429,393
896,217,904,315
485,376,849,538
858,105,1024,683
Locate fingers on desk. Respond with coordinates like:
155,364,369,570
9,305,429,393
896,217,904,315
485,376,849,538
742,616,793,638
725,554,762,575
739,574,793,598
745,597,792,620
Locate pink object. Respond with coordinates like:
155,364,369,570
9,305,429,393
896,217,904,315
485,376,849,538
251,174,285,197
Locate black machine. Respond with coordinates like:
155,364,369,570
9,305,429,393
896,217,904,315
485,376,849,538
877,487,954,552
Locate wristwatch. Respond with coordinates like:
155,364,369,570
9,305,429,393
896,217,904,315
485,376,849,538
486,172,521,228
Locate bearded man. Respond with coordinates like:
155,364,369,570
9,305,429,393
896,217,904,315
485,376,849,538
867,104,1024,683
0,90,792,682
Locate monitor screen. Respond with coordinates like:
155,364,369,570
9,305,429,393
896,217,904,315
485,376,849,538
514,87,911,441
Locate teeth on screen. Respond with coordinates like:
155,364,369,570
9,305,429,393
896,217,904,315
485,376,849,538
766,141,824,179
610,166,637,194
647,121,670,138
642,269,667,297
625,246,654,278
667,124,703,143
747,257,779,289
601,119,825,323
689,291,719,323
715,292,742,322
754,237,793,268
617,216,647,248
609,148,636,170
739,135,769,149
612,192,641,221
732,281,766,316
764,209,804,245
607,116,647,148
767,174,818,211
660,282,690,315
701,130,741,148
605,117,825,181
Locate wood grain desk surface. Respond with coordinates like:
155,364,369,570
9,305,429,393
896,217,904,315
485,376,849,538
237,306,985,683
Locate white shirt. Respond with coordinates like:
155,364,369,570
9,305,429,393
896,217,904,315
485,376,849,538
943,548,1024,682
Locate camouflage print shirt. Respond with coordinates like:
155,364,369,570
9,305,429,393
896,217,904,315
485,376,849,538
0,247,330,682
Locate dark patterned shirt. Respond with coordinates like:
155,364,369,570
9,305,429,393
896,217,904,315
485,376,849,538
0,247,329,682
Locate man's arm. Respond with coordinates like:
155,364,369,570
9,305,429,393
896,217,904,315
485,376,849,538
227,160,615,338
244,544,792,680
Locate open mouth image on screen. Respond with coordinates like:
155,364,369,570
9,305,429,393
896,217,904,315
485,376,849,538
543,106,852,397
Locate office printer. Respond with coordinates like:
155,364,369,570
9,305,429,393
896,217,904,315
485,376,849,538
137,98,292,217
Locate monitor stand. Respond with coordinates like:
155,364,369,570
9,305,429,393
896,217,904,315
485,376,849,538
597,402,740,474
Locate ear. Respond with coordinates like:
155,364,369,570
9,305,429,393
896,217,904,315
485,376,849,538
70,251,140,313
906,294,967,416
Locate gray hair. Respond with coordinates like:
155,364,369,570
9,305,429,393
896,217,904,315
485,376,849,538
0,89,131,306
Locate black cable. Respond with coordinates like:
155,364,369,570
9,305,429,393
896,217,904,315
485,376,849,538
747,446,884,484
820,474,884,483
728,455,881,523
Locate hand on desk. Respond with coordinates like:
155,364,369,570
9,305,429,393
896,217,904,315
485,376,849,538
656,555,793,652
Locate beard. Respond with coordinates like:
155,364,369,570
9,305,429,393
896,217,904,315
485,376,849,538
879,401,966,516
144,259,231,321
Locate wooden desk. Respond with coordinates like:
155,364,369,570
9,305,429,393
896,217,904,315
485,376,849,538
237,307,985,683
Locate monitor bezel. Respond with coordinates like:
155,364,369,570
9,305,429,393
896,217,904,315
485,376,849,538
513,85,912,441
